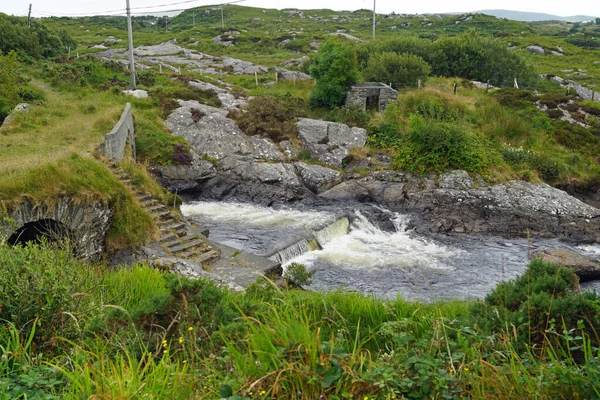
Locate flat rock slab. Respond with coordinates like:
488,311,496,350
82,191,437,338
208,240,282,288
94,41,268,76
532,249,600,281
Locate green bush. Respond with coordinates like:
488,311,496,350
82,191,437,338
367,121,402,148
476,259,600,349
283,262,316,287
394,115,493,173
0,14,75,59
362,52,431,89
356,37,433,70
430,33,535,87
42,57,128,88
233,94,304,142
309,40,360,108
323,105,370,128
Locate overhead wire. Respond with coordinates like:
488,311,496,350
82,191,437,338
32,0,246,18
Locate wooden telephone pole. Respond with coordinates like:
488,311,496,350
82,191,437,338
372,0,376,40
27,4,32,28
125,0,136,90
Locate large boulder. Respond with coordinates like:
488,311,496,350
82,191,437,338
272,67,312,81
199,156,311,204
158,154,217,193
166,100,253,160
294,162,341,193
525,45,545,55
532,249,600,281
297,118,367,167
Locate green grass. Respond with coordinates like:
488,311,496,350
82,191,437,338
0,243,598,399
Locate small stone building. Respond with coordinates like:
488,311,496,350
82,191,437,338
345,82,398,111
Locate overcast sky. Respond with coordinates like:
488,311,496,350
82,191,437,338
4,0,599,18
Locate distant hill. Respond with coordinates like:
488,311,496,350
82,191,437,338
475,9,598,22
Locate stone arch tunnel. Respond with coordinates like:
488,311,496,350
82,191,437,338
8,218,73,247
1,197,114,260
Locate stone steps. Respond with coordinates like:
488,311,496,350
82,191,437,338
106,162,220,266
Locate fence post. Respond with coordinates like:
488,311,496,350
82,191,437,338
255,71,259,87
453,83,457,95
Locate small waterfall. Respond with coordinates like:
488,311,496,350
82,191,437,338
268,218,350,264
269,239,314,264
314,218,350,247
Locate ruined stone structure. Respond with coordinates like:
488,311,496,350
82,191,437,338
1,197,113,260
98,103,136,161
345,82,398,111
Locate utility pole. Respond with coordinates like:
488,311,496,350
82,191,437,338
221,2,224,29
125,0,136,90
372,0,376,40
192,12,195,28
27,4,32,28
165,16,168,31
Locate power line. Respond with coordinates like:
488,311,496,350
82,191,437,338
33,0,245,18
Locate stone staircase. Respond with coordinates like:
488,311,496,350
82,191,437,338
108,163,220,265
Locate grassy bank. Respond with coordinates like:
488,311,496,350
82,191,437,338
0,242,598,399
0,57,200,252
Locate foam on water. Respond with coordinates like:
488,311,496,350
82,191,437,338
181,201,335,228
290,211,459,271
578,244,600,257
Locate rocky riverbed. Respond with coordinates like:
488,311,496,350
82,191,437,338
158,93,600,244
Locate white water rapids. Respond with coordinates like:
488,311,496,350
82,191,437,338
182,201,600,301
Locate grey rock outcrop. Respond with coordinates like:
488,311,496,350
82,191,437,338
317,171,600,242
212,35,235,46
294,162,341,193
166,100,252,160
546,75,600,102
532,249,600,281
94,42,268,77
297,118,367,167
0,103,29,128
326,32,365,42
272,67,312,81
187,80,247,111
526,45,545,55
159,154,217,192
162,101,309,203
281,56,309,67
406,178,600,241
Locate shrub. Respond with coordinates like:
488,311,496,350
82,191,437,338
430,33,535,87
309,40,360,108
476,259,600,349
367,121,402,148
283,262,316,287
492,88,537,108
234,94,304,142
394,115,493,173
324,105,370,128
356,37,433,70
362,52,431,89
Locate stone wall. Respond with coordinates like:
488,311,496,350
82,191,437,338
345,83,398,111
98,103,136,161
1,197,113,260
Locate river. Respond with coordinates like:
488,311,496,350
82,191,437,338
181,201,600,301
